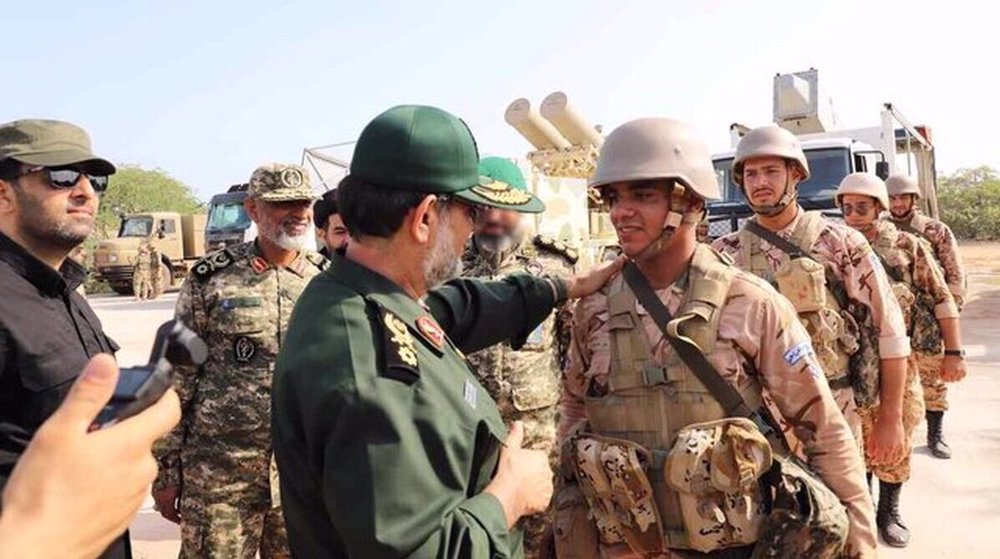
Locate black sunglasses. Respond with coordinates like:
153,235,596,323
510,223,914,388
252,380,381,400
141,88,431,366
18,165,109,193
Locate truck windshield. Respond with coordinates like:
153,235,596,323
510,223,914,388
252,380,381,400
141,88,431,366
207,203,251,231
119,217,153,238
713,147,852,203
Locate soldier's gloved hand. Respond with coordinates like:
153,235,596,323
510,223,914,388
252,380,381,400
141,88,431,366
564,257,625,299
867,412,905,466
941,355,967,383
0,355,180,559
152,486,182,524
484,421,555,529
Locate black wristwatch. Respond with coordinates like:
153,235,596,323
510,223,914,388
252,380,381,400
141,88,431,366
944,348,966,358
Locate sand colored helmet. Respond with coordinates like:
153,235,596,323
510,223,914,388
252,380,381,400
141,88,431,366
732,126,810,184
589,117,720,201
836,172,889,211
886,174,921,199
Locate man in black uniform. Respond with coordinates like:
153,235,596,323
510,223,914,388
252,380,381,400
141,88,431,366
0,119,127,558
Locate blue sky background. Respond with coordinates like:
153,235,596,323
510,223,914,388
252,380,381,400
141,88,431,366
4,0,994,200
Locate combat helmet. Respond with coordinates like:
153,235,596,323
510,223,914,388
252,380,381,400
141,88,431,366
732,126,809,216
836,172,889,211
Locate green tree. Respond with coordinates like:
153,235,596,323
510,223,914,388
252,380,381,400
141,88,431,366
95,165,203,240
937,165,1000,240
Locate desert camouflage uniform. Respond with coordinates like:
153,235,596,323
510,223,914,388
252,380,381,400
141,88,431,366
712,209,910,448
132,240,153,301
889,210,967,309
148,241,163,299
153,241,327,559
856,220,961,481
888,211,966,411
560,245,877,558
462,233,576,558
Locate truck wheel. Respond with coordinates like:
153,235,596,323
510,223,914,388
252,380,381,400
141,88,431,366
110,282,134,296
160,261,172,290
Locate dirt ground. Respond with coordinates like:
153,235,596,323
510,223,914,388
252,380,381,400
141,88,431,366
95,242,1000,558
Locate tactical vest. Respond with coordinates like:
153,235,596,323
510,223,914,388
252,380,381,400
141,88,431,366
874,226,943,353
738,212,858,392
576,247,770,554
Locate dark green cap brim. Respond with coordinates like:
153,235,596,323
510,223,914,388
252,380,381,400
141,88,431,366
453,176,545,213
14,151,116,176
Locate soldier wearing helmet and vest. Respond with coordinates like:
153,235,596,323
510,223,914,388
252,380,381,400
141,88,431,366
886,174,967,459
556,118,876,558
712,126,910,468
837,172,966,547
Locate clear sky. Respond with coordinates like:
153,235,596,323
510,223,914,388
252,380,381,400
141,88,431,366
4,0,994,200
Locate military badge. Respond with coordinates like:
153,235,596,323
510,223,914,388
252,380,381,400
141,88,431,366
280,167,305,188
193,250,234,280
234,336,256,363
378,307,420,383
470,178,533,206
250,256,269,274
416,316,445,350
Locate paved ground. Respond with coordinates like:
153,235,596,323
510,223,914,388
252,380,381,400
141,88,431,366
89,243,1000,558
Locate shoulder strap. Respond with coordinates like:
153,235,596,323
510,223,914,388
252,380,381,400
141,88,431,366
744,218,850,310
621,261,779,445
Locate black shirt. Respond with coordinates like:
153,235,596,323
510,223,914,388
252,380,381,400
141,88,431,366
0,231,118,486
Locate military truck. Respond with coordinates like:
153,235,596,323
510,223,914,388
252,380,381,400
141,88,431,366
204,183,256,253
707,68,938,239
93,212,207,295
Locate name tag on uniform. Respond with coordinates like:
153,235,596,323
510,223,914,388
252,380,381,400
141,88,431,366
464,379,478,409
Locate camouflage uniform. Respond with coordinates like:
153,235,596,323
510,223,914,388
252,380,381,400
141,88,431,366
462,233,576,558
712,209,911,448
560,245,877,558
889,211,966,411
153,164,325,559
69,245,88,297
858,220,961,482
132,240,153,301
148,241,163,299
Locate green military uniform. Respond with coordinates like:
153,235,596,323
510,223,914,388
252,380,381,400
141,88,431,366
272,105,552,558
154,163,324,559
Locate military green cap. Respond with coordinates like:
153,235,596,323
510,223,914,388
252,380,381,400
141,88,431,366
248,163,315,202
0,119,116,175
478,157,527,191
350,105,544,213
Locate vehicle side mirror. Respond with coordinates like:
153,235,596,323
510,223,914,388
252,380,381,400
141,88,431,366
875,161,890,180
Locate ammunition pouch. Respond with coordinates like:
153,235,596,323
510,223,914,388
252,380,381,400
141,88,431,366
752,455,849,559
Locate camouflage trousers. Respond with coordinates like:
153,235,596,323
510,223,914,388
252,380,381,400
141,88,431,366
508,404,558,559
858,359,925,483
133,270,152,300
915,351,948,411
179,438,289,559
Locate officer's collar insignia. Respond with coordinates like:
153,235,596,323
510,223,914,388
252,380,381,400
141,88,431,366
234,336,256,363
416,316,445,350
472,177,532,205
280,167,305,188
526,260,544,276
250,256,269,274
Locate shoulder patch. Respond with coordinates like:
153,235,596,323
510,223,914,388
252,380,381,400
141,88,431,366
533,234,579,265
376,305,420,384
192,249,235,280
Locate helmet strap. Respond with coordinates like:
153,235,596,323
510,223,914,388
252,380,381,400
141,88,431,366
745,161,798,217
633,184,701,260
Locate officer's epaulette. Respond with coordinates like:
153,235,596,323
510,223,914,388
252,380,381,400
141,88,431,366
191,247,237,281
533,235,579,265
305,251,330,271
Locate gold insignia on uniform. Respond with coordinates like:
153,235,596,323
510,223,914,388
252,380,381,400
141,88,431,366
250,256,269,274
384,312,418,368
280,167,305,188
471,178,532,205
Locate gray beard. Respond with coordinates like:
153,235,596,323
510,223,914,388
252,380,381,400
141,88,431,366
424,217,463,288
260,224,310,251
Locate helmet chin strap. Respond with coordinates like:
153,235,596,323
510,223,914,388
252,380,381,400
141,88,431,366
633,185,702,261
746,164,798,217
